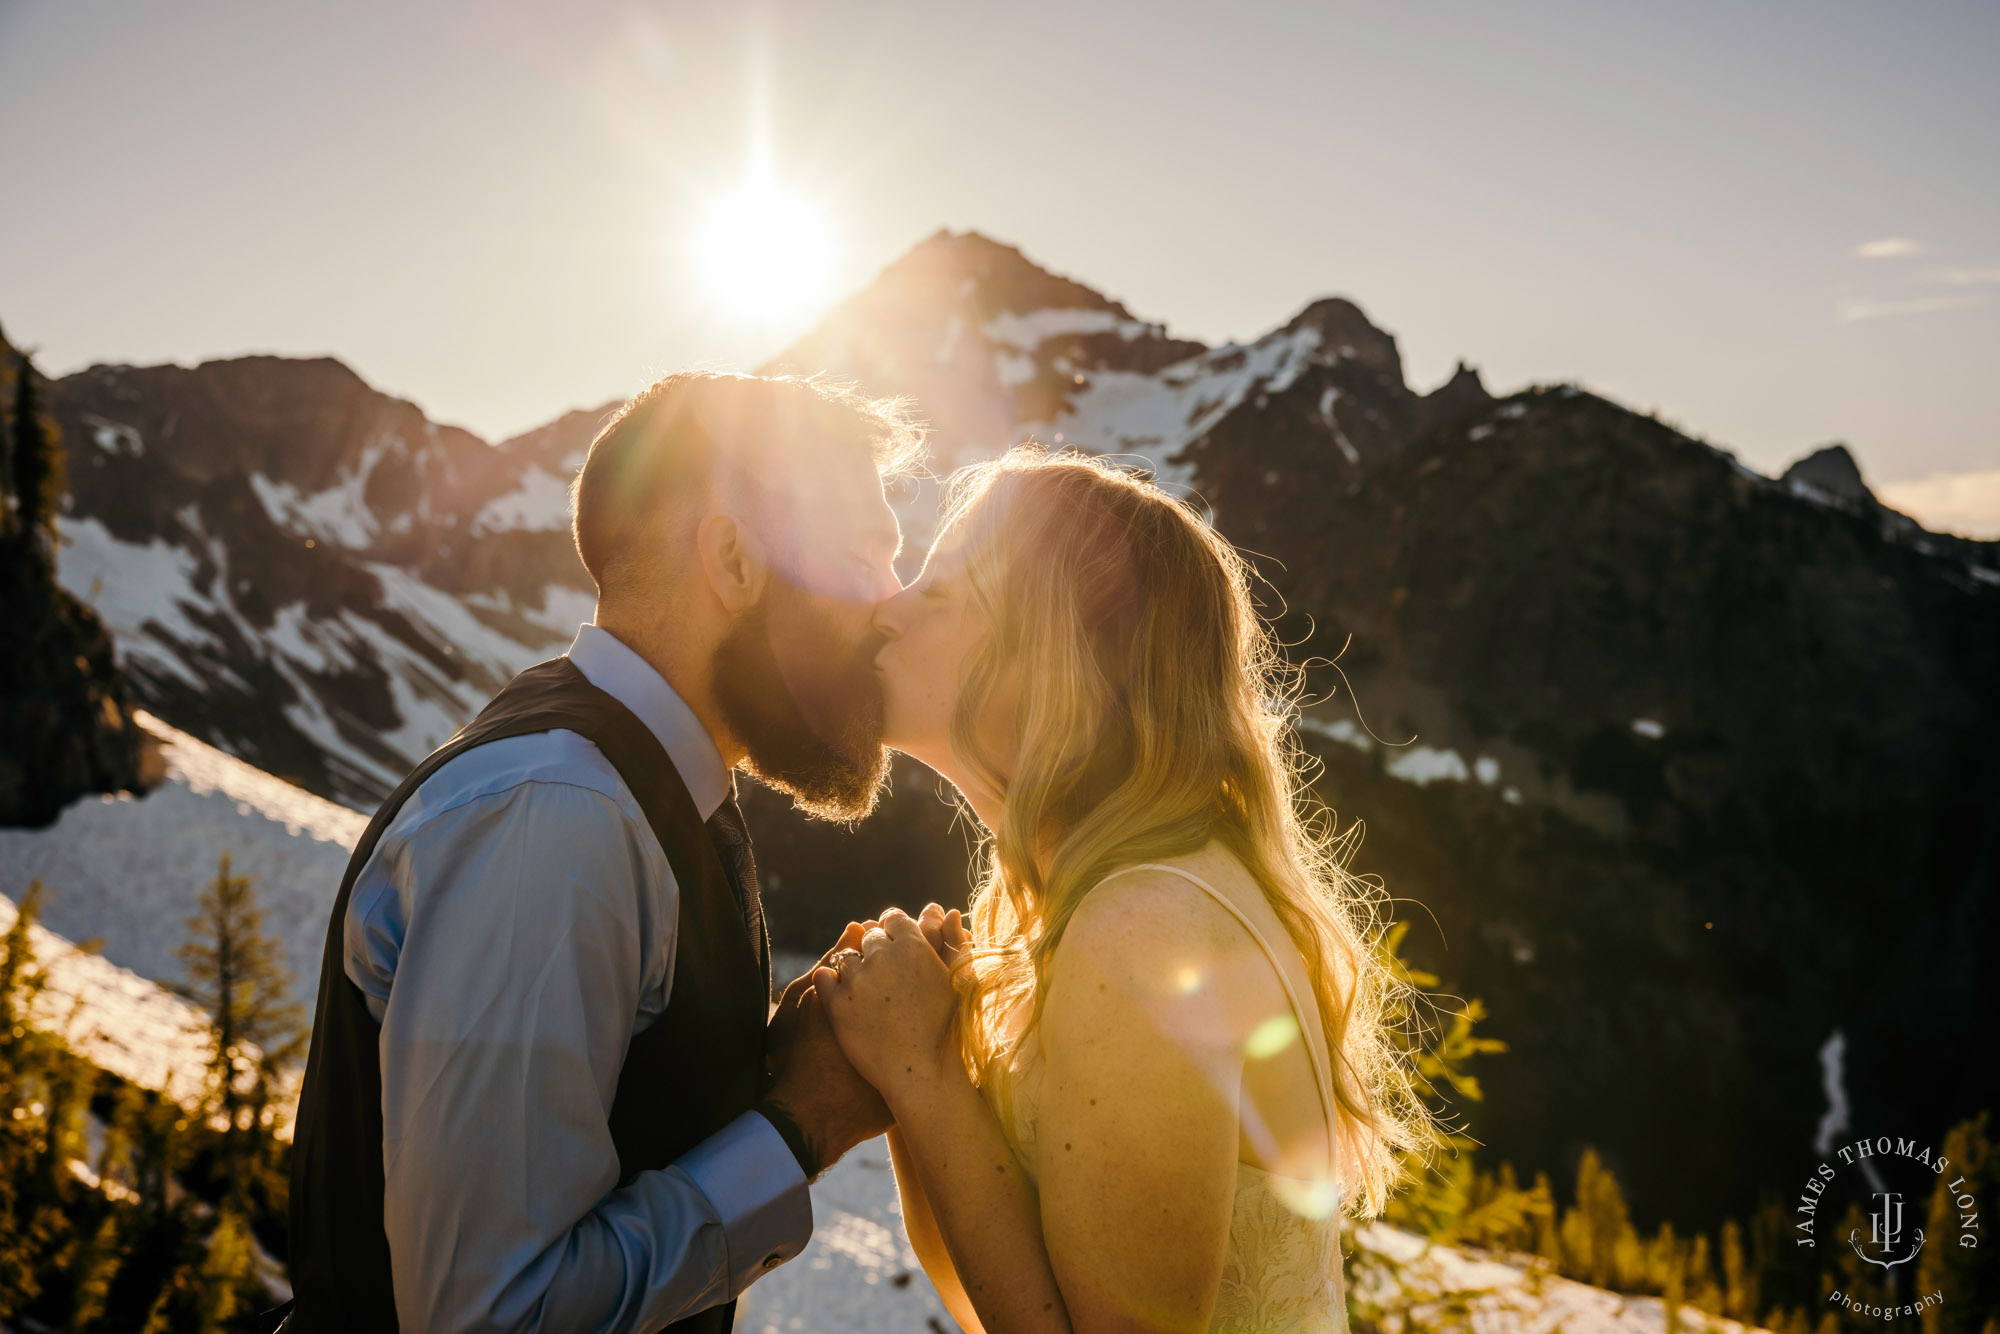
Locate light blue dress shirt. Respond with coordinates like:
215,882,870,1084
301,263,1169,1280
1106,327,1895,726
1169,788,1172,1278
342,623,813,1333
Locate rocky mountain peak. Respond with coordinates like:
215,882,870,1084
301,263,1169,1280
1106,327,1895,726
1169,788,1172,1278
1283,296,1403,378
885,229,1132,320
770,233,1202,467
1781,442,1874,506
1419,360,1494,431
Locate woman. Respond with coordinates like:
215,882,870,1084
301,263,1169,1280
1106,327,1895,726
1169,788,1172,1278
811,448,1439,1334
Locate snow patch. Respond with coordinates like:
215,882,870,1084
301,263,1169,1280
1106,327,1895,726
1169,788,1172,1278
471,464,575,536
1349,1220,1776,1334
994,350,1037,387
0,713,360,1011
982,307,1150,350
1298,716,1373,752
80,413,144,457
936,313,963,365
248,439,393,548
54,518,223,690
1030,324,1329,492
1385,746,1472,786
734,1139,956,1331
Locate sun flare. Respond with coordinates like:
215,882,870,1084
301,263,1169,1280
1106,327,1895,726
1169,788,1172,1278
692,171,837,326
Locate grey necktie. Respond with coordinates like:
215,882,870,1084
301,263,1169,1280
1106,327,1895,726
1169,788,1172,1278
704,784,770,987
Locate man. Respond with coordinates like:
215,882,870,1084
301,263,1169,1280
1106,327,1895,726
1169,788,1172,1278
282,371,926,1333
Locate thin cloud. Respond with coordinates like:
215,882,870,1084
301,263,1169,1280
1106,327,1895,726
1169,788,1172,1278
1837,295,1982,322
1855,238,1924,259
1918,267,2000,286
1877,468,2000,540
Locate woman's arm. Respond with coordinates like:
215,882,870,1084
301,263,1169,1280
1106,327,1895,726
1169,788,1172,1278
889,1125,986,1334
818,888,1246,1334
1029,877,1245,1332
820,911,1071,1334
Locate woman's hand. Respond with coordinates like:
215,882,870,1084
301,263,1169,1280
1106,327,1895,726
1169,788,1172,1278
917,901,971,969
812,906,963,1111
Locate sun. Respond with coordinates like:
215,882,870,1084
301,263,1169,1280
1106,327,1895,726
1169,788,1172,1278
692,170,837,326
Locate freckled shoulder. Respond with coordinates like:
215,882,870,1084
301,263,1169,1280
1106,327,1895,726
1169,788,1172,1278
1048,861,1259,998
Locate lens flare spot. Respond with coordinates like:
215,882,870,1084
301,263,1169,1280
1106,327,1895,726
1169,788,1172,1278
1175,966,1206,995
1245,1013,1300,1060
1271,1173,1341,1220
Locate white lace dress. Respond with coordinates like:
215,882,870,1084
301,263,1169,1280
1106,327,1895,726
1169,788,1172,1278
979,862,1349,1333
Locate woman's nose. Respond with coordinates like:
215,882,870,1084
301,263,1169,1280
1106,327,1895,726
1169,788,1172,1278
871,585,912,640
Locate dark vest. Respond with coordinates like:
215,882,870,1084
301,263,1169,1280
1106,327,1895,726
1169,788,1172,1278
286,658,771,1334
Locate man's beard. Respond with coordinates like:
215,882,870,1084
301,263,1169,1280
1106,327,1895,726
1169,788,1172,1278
712,584,891,822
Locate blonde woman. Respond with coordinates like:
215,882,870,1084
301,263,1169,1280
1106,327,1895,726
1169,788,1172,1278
811,448,1439,1334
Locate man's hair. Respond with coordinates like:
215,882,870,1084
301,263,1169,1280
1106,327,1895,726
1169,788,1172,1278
569,370,926,594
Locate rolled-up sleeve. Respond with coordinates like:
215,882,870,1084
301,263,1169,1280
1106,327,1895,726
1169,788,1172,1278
367,779,812,1334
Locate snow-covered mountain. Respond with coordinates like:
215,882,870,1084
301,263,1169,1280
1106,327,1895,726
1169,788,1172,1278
48,357,601,805
40,232,1492,807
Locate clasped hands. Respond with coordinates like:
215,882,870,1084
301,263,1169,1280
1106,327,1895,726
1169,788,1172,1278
760,904,970,1179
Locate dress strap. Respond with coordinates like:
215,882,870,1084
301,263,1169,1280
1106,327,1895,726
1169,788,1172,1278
1095,862,1339,1168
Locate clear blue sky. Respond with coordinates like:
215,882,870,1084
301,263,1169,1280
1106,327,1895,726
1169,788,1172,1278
2,0,1995,529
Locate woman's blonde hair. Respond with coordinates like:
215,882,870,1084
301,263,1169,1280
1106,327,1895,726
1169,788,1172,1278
940,445,1439,1218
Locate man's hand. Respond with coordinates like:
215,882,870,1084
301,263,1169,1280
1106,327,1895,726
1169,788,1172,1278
757,922,893,1181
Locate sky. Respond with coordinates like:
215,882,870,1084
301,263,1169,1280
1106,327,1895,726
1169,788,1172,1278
2,0,1996,533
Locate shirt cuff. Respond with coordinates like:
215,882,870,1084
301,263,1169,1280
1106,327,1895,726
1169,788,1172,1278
674,1109,814,1296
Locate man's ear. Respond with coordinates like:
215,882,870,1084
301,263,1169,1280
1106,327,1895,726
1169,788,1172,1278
695,510,768,615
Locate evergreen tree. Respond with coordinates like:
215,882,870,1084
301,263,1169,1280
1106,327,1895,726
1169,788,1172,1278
63,1211,122,1333
189,1206,254,1334
1920,1110,1997,1334
176,853,304,1214
8,347,63,542
0,884,88,1324
0,340,14,535
1559,1147,1644,1291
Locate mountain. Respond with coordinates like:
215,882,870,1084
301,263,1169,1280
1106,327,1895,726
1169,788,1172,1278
1198,384,2000,1230
29,229,2000,1238
0,328,152,826
46,354,602,805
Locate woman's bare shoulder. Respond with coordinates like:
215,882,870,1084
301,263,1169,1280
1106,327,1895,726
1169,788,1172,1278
1051,848,1266,993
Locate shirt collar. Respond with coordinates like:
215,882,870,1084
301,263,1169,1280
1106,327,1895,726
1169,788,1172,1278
565,623,732,821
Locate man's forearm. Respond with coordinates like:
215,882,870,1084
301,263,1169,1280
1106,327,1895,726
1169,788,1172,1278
388,1111,812,1332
